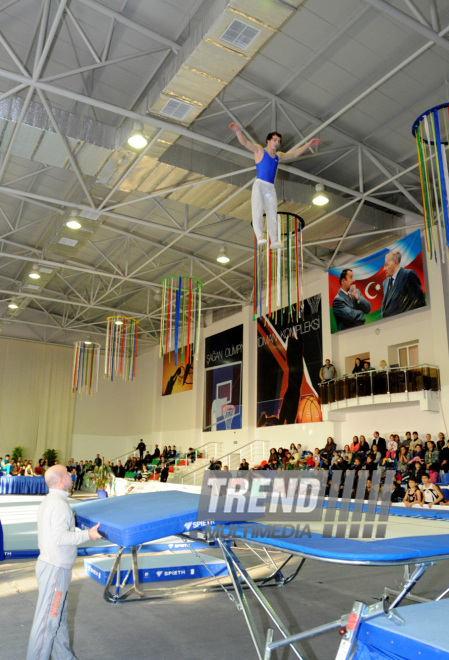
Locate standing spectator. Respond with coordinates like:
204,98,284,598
319,359,337,382
152,444,161,460
115,460,126,479
26,465,101,660
157,457,169,483
352,357,362,374
75,461,85,491
424,440,440,477
136,439,146,461
437,432,446,452
94,454,102,468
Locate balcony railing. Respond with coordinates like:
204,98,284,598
319,364,440,405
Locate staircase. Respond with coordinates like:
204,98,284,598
171,440,269,487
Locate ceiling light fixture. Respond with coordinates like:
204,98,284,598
127,121,148,149
312,183,329,206
217,245,230,264
66,210,82,229
29,264,41,279
8,298,18,309
84,336,92,345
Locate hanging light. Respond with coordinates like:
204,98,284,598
84,336,92,345
8,298,18,309
217,245,230,264
312,183,329,206
66,210,82,229
29,264,41,279
127,121,148,149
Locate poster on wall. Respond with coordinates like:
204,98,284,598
204,325,243,432
257,296,322,426
162,345,194,396
328,230,426,334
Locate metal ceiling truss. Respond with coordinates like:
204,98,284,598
0,0,445,346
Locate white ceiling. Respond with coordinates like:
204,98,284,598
0,0,447,348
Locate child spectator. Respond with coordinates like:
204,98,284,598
386,435,398,459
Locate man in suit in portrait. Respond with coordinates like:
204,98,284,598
332,268,371,332
381,250,425,318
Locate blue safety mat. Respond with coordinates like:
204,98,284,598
75,491,202,547
352,600,449,658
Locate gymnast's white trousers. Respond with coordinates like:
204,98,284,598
251,179,278,242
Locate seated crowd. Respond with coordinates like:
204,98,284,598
0,443,183,489
251,430,449,505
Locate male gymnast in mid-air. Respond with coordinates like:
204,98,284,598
229,123,321,249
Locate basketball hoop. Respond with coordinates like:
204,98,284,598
221,404,236,431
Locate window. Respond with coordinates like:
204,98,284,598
398,343,419,367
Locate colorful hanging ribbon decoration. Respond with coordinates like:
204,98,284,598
72,341,101,395
104,317,139,382
159,277,202,365
412,103,449,263
253,212,305,322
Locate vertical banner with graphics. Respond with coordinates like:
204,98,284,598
204,325,243,432
329,230,426,334
257,296,322,426
162,345,194,396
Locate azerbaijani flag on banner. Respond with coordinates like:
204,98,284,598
328,230,426,334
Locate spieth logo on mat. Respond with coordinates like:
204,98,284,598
197,470,394,539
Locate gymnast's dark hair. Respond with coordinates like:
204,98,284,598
266,131,282,143
339,268,353,284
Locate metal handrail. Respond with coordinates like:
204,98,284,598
178,439,268,486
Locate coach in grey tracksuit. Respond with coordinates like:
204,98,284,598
26,465,101,660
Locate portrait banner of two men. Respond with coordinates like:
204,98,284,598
328,230,426,334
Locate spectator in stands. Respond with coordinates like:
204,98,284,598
350,436,360,453
268,448,279,467
187,447,196,463
364,479,372,499
34,462,43,476
420,473,444,507
94,454,102,468
1,455,11,475
162,446,169,459
312,448,322,468
321,437,336,465
412,443,425,462
398,431,410,448
437,432,446,452
364,456,376,479
407,431,421,457
342,444,352,465
239,459,249,470
369,445,382,465
386,435,398,459
396,446,408,474
424,440,440,479
319,358,337,382
440,436,449,473
391,477,404,502
352,357,362,374
408,455,425,483
142,451,151,465
139,465,150,482
359,435,369,454
372,431,386,457
24,460,34,476
116,460,126,479
403,478,422,507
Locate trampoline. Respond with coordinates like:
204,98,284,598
74,490,449,660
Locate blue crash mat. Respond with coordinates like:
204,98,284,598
75,491,202,547
352,599,449,659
